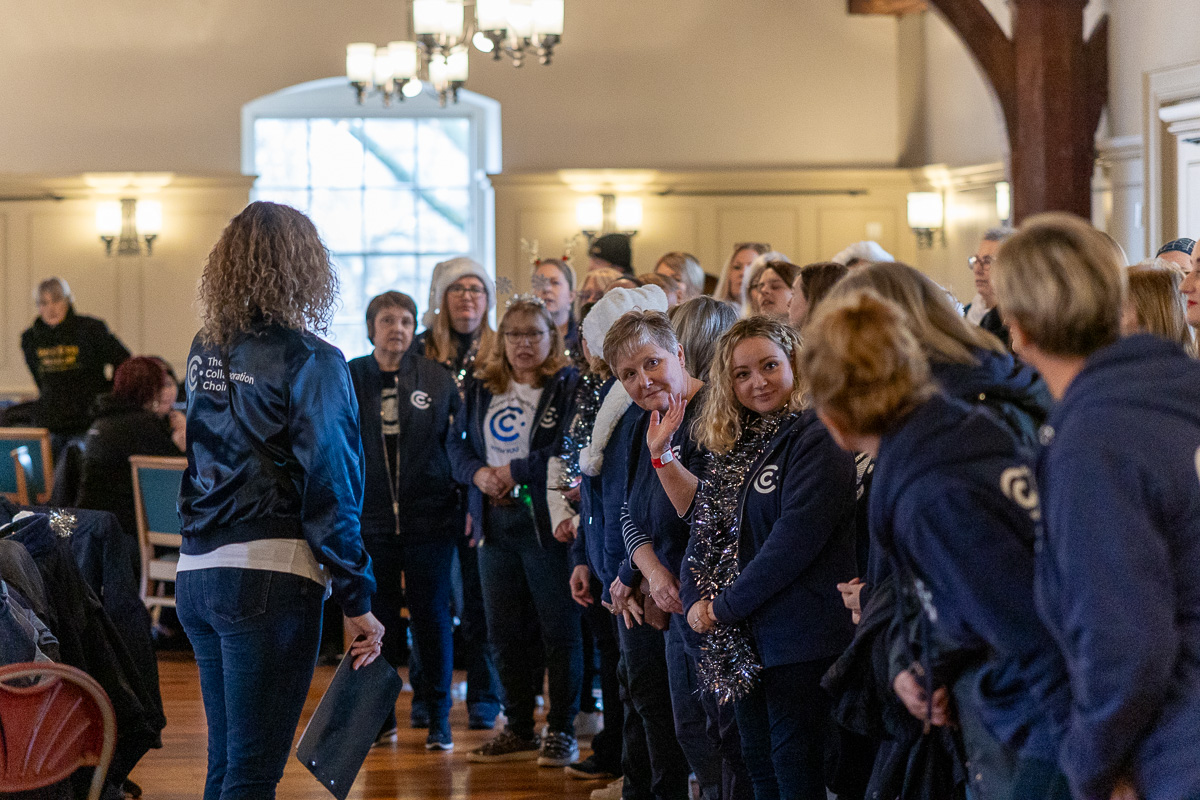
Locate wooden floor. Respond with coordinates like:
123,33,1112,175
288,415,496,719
131,653,605,800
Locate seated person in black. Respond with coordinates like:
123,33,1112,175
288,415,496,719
77,357,185,546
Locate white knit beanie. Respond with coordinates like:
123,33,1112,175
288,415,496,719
422,257,495,330
581,284,668,356
831,241,894,266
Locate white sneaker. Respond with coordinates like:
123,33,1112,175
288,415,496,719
590,778,623,800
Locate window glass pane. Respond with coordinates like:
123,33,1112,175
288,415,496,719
309,189,364,252
416,188,470,253
253,188,311,215
364,189,417,252
309,119,366,188
255,119,310,188
364,256,419,300
416,118,470,188
362,119,417,188
332,254,367,318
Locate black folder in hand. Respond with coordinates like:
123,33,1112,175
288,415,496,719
295,652,404,800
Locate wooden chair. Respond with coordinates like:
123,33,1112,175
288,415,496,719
0,662,117,800
130,455,187,624
0,427,53,504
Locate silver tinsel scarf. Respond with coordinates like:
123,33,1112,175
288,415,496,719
689,411,797,704
558,372,607,486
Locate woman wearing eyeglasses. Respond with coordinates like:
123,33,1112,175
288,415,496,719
448,296,583,767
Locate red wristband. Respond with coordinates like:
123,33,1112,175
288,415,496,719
651,449,675,469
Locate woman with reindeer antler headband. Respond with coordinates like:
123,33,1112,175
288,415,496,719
447,293,583,768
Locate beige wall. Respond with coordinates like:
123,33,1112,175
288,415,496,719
1,0,905,175
0,175,254,393
1109,0,1200,140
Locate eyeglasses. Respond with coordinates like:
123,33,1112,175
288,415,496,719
447,285,486,297
968,256,994,271
504,330,548,343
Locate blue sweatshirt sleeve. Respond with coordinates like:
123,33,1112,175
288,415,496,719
1044,444,1181,800
712,424,854,625
447,387,486,487
288,348,375,618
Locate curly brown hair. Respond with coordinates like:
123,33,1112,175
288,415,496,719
198,202,338,346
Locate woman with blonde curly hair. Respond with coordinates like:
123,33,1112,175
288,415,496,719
804,288,1070,800
658,316,856,799
448,296,583,766
178,201,383,800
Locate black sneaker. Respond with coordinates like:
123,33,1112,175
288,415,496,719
466,728,541,763
425,719,453,751
537,730,579,767
564,755,619,780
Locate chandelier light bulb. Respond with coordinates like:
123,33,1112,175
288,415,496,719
346,42,376,83
412,0,445,35
472,31,496,53
616,197,643,231
428,54,449,90
373,46,395,85
95,201,122,237
576,197,603,231
402,77,424,98
136,200,163,236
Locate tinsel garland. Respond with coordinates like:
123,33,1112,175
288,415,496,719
689,411,798,704
49,509,78,538
558,372,607,487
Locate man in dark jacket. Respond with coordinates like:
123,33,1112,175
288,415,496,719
21,277,130,454
348,291,462,750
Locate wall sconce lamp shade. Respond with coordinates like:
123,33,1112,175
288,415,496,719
907,191,944,249
96,198,160,256
615,197,643,233
576,197,603,233
995,181,1012,223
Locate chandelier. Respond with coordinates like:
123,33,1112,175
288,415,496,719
346,0,565,107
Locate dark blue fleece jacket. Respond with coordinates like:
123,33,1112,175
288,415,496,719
1036,335,1200,800
871,392,1069,764
682,410,858,667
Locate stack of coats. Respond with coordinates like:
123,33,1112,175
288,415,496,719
0,499,165,800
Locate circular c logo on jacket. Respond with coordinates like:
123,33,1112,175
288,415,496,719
1000,466,1040,521
410,390,431,410
489,406,525,442
187,355,202,393
539,407,559,429
754,464,779,495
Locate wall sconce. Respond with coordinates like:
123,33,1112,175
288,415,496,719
576,194,642,241
907,191,944,249
96,198,161,256
995,181,1012,224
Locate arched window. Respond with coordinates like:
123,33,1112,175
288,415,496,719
242,78,501,358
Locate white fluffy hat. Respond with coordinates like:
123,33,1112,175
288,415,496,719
831,241,894,266
423,257,495,330
581,284,668,356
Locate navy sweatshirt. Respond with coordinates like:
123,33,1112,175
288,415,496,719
448,366,578,546
872,393,1068,764
587,402,643,603
1036,335,1200,800
863,348,1051,596
682,410,858,667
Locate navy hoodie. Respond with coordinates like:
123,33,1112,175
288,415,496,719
872,393,1069,764
681,410,858,667
863,347,1051,595
1036,335,1200,800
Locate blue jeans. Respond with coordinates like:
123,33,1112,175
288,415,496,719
477,503,582,737
177,568,324,800
364,535,455,725
618,616,689,800
734,658,836,800
665,617,752,800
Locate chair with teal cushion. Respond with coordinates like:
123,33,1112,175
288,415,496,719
129,455,187,622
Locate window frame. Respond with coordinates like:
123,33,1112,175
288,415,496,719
241,77,501,352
